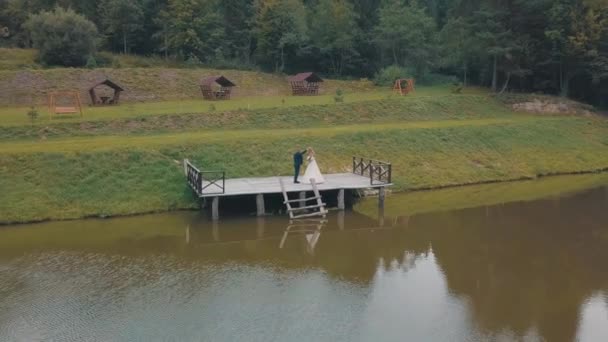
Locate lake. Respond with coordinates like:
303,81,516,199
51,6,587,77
1,174,608,342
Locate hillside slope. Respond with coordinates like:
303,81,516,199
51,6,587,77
0,48,373,106
1,92,607,223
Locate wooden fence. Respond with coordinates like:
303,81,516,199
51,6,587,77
184,159,225,196
352,157,392,185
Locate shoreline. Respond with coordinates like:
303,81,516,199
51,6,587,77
3,168,607,226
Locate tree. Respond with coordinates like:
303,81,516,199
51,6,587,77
254,0,309,72
472,8,514,92
546,0,608,97
24,7,99,66
310,0,359,76
219,0,255,63
99,0,145,54
440,16,476,86
0,0,50,47
160,0,225,62
375,0,438,78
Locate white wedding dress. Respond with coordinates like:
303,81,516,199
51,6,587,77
302,156,325,184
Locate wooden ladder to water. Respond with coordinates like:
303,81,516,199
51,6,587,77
279,178,328,219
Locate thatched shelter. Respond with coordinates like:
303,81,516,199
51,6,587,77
289,72,323,95
200,75,236,100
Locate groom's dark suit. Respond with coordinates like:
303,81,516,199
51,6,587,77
293,150,307,183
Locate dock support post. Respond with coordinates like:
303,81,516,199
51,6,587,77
338,210,345,230
212,221,219,241
256,194,265,216
378,187,386,208
337,189,345,210
299,191,306,208
211,196,219,221
256,217,265,238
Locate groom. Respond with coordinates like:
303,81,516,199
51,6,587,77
293,148,308,183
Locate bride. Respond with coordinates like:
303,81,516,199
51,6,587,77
302,147,325,184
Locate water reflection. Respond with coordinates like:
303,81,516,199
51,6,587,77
279,219,326,254
1,178,608,341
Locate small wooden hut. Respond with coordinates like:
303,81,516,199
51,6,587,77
289,72,323,95
89,79,124,105
200,76,236,100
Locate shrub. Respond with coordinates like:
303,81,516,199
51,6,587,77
85,55,97,69
26,106,39,125
374,65,414,86
417,72,459,86
334,88,344,103
451,81,463,94
185,54,203,67
24,7,99,67
95,52,115,67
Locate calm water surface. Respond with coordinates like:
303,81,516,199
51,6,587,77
1,175,608,341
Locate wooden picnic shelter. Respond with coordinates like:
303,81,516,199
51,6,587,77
200,75,236,100
393,78,415,96
289,72,323,95
89,79,124,105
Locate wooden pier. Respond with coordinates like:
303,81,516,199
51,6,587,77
184,157,392,220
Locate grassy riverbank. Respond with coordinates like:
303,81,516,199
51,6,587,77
1,89,608,223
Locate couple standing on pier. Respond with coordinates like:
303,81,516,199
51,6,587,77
293,147,325,184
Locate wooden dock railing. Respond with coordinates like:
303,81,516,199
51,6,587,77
184,159,225,196
352,157,392,185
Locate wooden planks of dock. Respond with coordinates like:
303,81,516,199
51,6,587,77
183,158,392,220
200,173,386,198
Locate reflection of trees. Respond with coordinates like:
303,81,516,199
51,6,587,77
2,186,607,341
416,187,608,342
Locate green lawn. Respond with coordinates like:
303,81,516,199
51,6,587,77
0,93,517,140
0,86,477,127
1,82,607,224
1,112,608,223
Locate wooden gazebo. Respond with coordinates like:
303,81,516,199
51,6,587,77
200,75,236,100
393,78,415,96
89,79,124,105
289,72,323,95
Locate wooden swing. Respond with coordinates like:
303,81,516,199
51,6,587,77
47,91,83,117
393,78,415,96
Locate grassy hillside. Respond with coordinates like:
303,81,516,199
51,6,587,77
0,49,373,106
1,88,608,223
0,52,606,224
0,93,512,139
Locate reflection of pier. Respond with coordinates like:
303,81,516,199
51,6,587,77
279,219,326,254
184,157,392,220
183,209,386,247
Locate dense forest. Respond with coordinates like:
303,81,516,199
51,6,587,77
1,0,607,106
